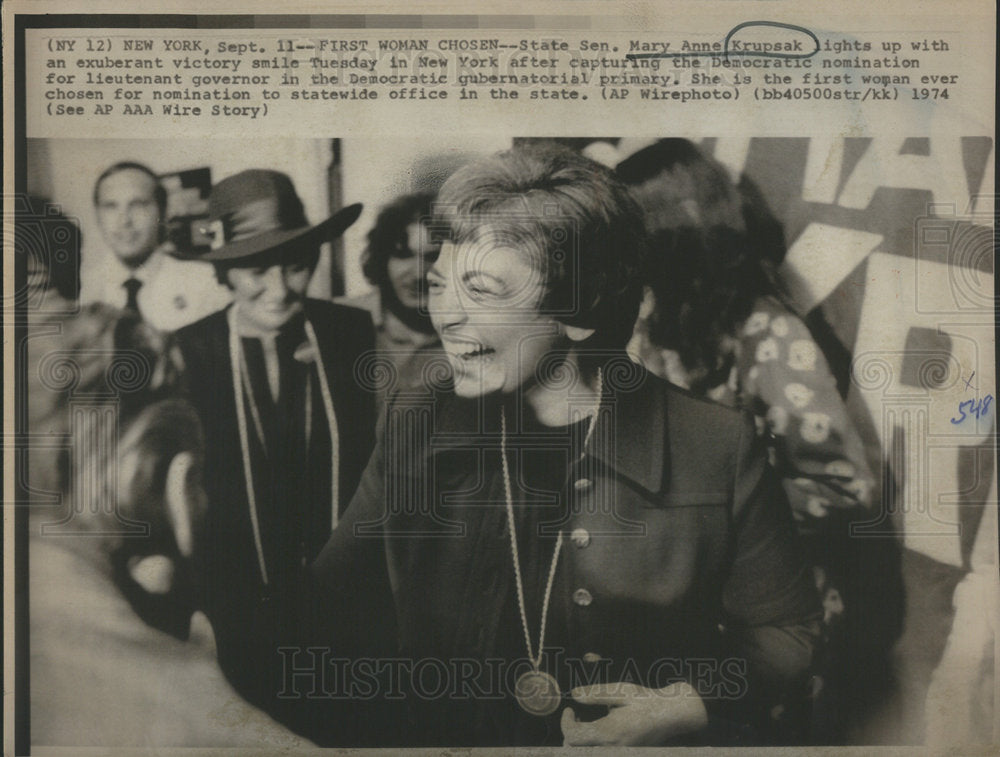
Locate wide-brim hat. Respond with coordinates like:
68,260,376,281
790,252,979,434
198,169,362,262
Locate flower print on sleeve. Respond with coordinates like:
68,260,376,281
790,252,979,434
788,339,818,372
744,311,770,337
735,297,876,527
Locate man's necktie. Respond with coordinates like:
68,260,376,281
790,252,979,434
122,277,142,314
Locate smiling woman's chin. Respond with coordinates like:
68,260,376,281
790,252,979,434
449,364,499,398
234,301,304,334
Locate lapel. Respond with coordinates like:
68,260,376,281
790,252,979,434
588,365,668,496
199,306,237,419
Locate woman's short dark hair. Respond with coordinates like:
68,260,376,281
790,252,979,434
362,192,436,288
436,145,647,351
211,242,321,288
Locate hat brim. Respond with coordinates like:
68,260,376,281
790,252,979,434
196,202,363,262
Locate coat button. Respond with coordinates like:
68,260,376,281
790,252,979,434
570,528,591,548
573,478,593,491
582,652,602,663
572,588,593,606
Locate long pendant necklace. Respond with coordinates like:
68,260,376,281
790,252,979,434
304,321,341,530
500,367,603,717
228,307,341,585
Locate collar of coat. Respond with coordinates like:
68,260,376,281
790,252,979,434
411,357,668,496
218,298,351,357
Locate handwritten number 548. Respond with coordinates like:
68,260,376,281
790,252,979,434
951,395,994,424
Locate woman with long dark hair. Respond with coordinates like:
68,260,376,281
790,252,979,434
340,192,443,402
616,139,874,534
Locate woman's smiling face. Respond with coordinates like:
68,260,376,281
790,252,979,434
427,232,565,398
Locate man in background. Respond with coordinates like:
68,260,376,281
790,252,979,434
82,161,230,331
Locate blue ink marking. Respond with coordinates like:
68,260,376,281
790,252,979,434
626,20,820,62
963,371,976,391
950,394,993,424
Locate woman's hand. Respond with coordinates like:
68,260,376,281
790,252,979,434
560,681,708,746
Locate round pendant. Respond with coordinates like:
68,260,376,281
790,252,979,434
514,670,562,716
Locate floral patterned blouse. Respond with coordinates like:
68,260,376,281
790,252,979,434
628,293,875,531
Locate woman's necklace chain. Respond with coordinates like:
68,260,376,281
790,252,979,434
500,367,603,716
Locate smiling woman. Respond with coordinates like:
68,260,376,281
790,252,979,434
425,146,645,411
170,169,378,717
428,238,560,398
308,145,821,748
223,255,314,335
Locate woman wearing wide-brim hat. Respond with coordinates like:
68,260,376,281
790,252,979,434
171,169,376,715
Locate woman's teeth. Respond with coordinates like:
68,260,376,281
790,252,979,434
459,346,494,360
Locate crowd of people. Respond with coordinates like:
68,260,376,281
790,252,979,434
24,140,884,747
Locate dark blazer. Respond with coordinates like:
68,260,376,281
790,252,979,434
311,363,821,746
174,299,376,706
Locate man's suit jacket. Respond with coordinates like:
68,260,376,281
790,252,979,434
81,247,232,332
